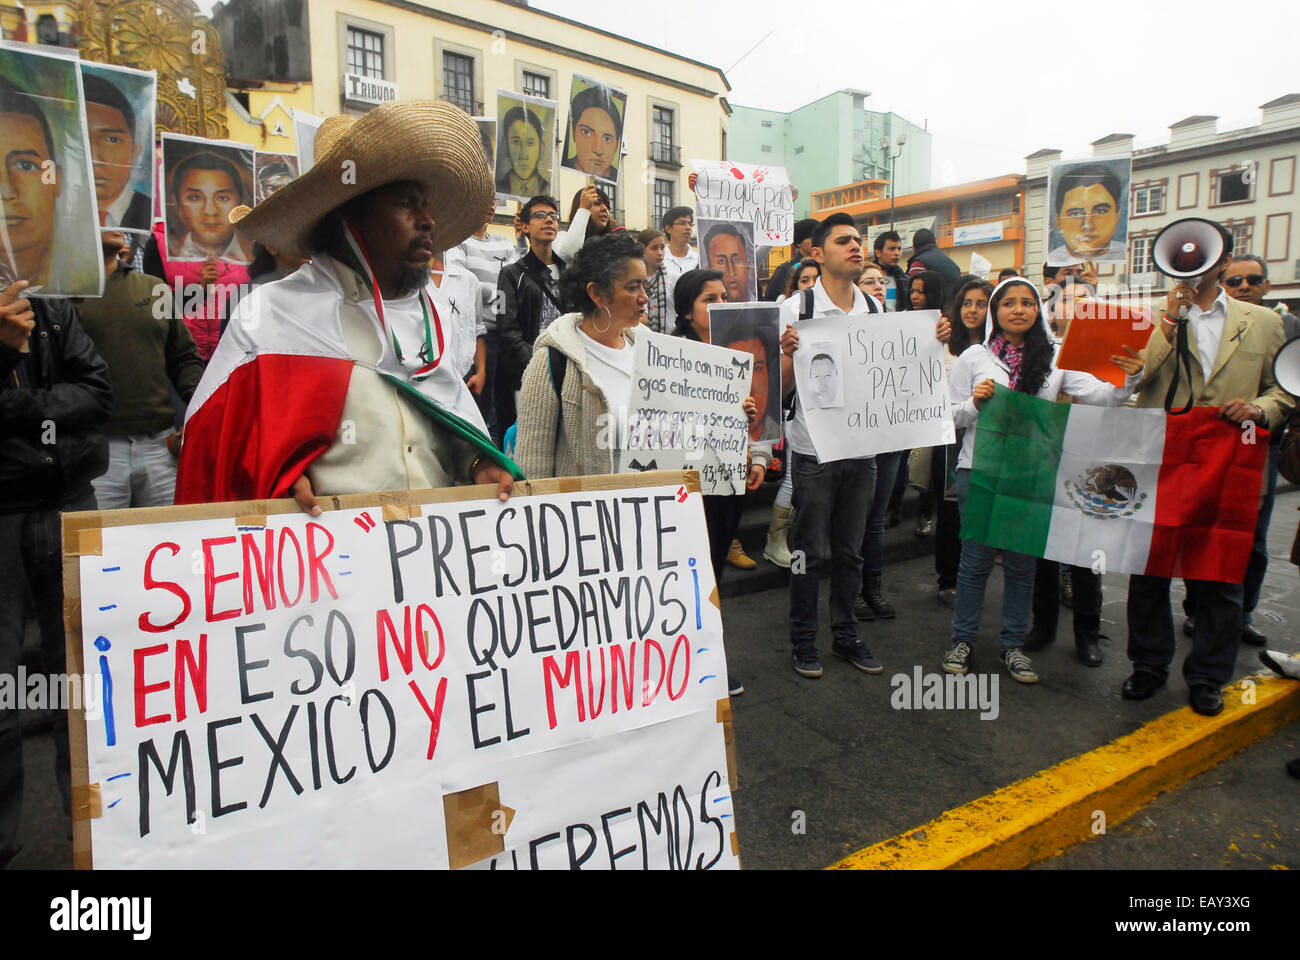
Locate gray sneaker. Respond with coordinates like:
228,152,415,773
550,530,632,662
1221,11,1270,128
1002,648,1039,684
943,641,972,675
793,648,823,679
833,640,883,674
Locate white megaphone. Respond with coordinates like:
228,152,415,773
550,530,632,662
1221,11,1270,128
1273,337,1300,397
1152,218,1230,318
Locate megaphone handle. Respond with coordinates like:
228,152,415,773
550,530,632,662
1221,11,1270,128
1178,304,1189,320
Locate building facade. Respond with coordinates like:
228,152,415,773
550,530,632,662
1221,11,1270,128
211,0,732,233
1024,95,1300,306
730,90,931,219
811,175,1027,280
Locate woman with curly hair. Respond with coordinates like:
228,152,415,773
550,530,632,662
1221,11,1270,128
941,277,1145,684
514,233,645,478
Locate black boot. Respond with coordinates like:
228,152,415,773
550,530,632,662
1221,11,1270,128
864,574,896,619
1075,633,1103,667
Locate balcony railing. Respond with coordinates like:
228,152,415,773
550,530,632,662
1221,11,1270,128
650,141,682,167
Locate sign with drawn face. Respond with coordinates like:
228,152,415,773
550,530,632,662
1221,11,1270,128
1045,156,1132,267
690,159,795,245
560,74,628,187
698,218,757,304
495,89,557,204
160,133,255,264
0,41,104,297
80,61,156,236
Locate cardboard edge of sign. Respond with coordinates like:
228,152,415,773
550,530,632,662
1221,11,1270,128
60,470,706,870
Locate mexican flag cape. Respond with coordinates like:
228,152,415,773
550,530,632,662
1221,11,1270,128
961,386,1266,583
175,242,522,505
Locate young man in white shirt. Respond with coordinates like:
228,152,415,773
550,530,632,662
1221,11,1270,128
780,213,951,678
660,205,698,302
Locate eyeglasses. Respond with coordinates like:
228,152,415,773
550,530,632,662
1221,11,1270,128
1224,274,1265,287
529,211,560,222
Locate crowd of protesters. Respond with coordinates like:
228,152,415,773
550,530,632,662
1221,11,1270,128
4,99,1300,868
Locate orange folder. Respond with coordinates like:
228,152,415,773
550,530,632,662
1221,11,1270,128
1055,301,1152,388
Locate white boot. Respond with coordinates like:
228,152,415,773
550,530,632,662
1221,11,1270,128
763,504,795,568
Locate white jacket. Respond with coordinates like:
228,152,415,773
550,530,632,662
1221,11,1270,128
949,342,1141,470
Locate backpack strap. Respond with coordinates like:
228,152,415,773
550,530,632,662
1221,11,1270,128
799,288,814,321
547,346,567,425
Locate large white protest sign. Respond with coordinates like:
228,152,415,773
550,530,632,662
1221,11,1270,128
620,331,752,496
793,309,955,462
689,159,794,245
63,476,739,869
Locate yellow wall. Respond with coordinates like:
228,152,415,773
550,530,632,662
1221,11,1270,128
293,0,729,231
225,84,319,156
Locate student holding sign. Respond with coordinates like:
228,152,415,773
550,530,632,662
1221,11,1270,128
780,213,952,679
671,267,769,695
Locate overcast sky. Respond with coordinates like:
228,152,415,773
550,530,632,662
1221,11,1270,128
197,0,1296,187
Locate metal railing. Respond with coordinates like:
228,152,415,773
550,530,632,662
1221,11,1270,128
650,141,681,166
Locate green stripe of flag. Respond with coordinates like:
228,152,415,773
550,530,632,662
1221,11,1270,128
961,385,1070,556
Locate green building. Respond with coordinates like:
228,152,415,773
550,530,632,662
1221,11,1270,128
729,89,932,219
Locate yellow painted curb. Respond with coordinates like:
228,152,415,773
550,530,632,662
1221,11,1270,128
830,674,1300,870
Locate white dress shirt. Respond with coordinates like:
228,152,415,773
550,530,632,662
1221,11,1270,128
1186,289,1229,382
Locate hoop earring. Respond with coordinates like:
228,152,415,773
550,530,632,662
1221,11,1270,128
593,303,612,334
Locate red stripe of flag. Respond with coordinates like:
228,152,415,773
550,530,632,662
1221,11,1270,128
1145,407,1267,582
177,354,353,504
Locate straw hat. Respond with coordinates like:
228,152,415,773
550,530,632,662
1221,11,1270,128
232,100,492,259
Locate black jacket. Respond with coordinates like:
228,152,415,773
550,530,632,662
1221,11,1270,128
0,298,113,512
495,249,566,392
906,243,962,302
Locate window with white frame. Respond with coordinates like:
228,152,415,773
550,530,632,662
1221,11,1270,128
522,70,550,100
1229,221,1253,256
347,26,385,79
1130,235,1154,274
443,52,475,114
1132,183,1164,215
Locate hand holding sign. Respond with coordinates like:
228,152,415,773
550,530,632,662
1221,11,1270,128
0,281,35,353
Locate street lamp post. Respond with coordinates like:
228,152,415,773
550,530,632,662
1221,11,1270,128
879,135,907,230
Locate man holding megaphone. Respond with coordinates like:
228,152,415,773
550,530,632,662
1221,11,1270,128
1122,219,1294,717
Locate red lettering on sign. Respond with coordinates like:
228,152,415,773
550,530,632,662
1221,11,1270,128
543,652,584,730
138,542,191,633
174,634,208,721
134,643,171,727
202,536,241,622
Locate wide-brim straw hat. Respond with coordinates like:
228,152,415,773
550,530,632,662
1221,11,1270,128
233,100,492,259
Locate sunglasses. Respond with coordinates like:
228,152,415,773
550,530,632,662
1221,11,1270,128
1224,275,1264,287
529,211,560,222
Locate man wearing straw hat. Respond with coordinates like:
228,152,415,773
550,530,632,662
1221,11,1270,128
175,101,523,509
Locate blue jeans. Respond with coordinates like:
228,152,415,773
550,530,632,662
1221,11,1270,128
952,469,1035,649
789,453,875,651
860,449,904,578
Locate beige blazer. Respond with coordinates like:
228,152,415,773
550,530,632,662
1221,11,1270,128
1135,296,1294,431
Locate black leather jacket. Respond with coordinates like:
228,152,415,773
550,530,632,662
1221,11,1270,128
0,298,113,512
495,249,566,393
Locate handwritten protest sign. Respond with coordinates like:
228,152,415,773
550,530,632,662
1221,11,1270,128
62,475,740,869
620,333,753,496
793,309,955,462
689,159,794,245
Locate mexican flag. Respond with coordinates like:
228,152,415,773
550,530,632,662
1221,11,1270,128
961,386,1266,583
